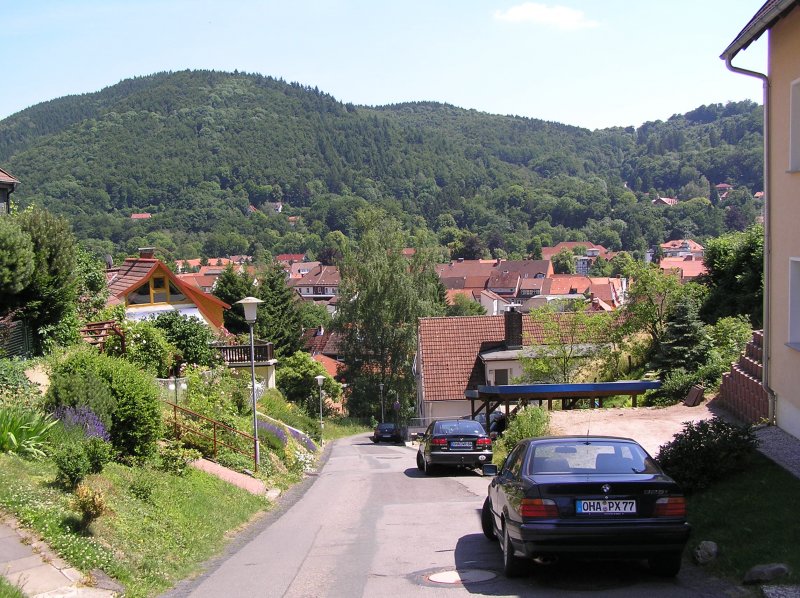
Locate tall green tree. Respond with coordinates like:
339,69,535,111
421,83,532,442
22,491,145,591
621,262,684,357
700,224,763,326
551,247,576,274
0,218,35,307
275,351,341,415
333,209,446,419
446,293,487,316
213,262,304,358
648,294,712,375
256,259,304,358
15,208,79,352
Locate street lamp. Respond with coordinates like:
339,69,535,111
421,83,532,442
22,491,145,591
235,296,263,468
379,382,384,423
315,375,325,440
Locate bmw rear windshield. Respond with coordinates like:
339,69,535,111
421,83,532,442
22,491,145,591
434,421,485,436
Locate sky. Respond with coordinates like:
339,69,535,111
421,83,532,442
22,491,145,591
2,0,769,130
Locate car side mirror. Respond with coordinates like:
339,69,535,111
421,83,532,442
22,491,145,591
482,464,498,477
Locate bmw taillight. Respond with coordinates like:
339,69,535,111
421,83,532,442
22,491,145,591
654,496,686,517
520,498,558,518
476,437,492,448
431,437,447,446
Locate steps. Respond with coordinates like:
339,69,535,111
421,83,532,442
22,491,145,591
717,330,769,424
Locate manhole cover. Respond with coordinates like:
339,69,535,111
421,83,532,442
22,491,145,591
427,569,497,584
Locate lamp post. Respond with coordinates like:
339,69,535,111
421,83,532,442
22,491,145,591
235,296,263,468
315,375,325,440
379,382,384,423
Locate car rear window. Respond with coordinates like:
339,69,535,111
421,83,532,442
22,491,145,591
434,421,485,436
527,441,658,475
377,424,396,431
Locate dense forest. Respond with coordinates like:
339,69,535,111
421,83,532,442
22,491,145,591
0,70,764,262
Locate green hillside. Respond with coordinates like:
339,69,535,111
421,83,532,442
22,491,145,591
0,69,763,261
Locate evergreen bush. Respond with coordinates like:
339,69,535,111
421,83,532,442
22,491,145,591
655,417,758,493
53,443,91,488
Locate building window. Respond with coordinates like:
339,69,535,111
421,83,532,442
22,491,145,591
493,369,509,385
792,78,800,172
790,258,800,349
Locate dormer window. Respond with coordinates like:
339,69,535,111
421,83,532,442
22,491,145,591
127,276,187,305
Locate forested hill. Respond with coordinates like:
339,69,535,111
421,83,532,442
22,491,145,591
0,69,764,261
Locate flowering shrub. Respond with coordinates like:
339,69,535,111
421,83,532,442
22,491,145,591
53,406,110,441
105,320,175,378
257,419,288,452
284,438,316,474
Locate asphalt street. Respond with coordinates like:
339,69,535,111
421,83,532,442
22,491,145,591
162,434,750,598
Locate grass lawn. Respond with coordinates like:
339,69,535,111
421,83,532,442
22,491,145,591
322,418,372,441
687,451,800,584
0,453,267,597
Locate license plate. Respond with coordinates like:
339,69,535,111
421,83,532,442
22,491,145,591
450,441,472,449
576,499,636,514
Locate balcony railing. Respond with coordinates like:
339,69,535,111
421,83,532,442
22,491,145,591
215,342,274,365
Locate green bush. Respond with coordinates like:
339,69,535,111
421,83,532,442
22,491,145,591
45,369,115,428
85,437,113,474
644,369,697,406
655,417,758,493
50,348,162,459
129,468,159,502
0,358,39,409
157,440,201,476
153,311,220,368
105,320,175,377
498,405,550,455
53,442,91,488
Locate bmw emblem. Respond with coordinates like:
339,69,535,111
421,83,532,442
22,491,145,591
601,484,611,494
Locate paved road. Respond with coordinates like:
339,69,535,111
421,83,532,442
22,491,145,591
163,434,750,598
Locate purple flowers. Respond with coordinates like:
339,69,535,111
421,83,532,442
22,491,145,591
53,406,110,441
257,420,287,445
256,419,318,453
289,427,318,453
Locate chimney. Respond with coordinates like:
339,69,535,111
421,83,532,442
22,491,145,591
139,247,155,259
504,306,523,350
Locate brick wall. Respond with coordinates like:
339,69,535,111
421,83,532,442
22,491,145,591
717,330,769,423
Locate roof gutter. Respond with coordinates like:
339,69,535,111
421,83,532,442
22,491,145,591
722,51,776,425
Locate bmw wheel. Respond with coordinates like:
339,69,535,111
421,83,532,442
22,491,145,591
501,524,526,577
481,497,496,540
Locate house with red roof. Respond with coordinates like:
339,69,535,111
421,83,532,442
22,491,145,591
652,197,679,207
130,213,151,220
658,256,708,283
540,243,614,275
290,264,340,304
106,248,229,331
415,308,607,421
0,167,19,216
660,239,704,259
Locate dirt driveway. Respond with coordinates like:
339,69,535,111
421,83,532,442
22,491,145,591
548,400,725,457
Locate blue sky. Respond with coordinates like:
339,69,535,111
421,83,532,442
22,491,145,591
3,1,768,130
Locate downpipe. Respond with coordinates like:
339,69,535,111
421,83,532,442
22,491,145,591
724,57,777,424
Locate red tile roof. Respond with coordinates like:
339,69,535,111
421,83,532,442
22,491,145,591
660,239,704,253
541,242,608,260
659,256,708,281
276,253,307,264
313,353,341,378
130,213,151,219
302,326,342,357
0,167,20,186
418,315,548,403
294,264,340,286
